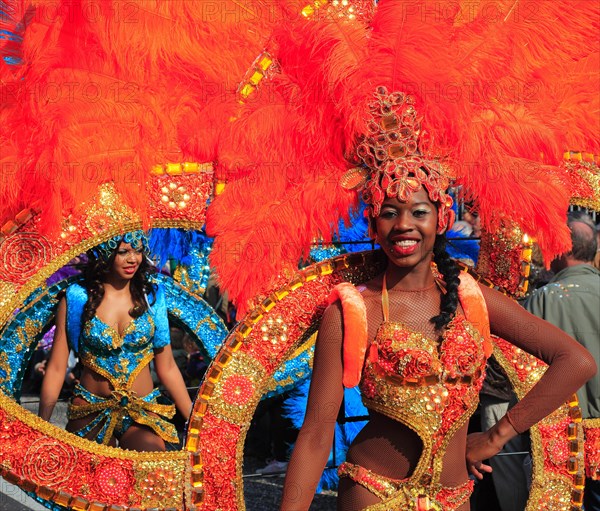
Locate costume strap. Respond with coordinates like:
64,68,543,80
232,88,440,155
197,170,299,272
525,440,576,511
328,283,368,389
457,273,493,358
381,273,389,323
65,284,88,354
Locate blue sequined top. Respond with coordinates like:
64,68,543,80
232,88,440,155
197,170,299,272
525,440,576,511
65,283,170,390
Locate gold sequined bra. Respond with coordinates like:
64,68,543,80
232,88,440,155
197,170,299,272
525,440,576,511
359,274,489,487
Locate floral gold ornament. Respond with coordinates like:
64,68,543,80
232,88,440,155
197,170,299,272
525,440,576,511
91,459,135,502
161,182,191,209
150,172,213,226
84,184,139,236
220,375,255,408
359,87,455,234
59,216,79,245
260,315,289,345
135,460,185,508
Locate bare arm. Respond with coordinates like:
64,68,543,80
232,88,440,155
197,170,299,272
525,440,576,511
39,297,69,421
467,285,597,476
154,344,192,418
281,303,345,511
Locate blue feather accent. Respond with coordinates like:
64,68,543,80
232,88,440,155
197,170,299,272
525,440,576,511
147,228,213,268
446,229,480,265
337,201,373,253
0,0,31,66
283,379,368,492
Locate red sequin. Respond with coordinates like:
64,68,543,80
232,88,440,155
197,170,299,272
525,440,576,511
92,460,135,503
584,426,600,479
221,375,254,406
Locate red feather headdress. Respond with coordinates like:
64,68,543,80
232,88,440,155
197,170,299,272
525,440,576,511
203,0,599,312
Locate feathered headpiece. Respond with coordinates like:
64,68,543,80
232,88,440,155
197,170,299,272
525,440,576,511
200,0,599,312
356,86,455,233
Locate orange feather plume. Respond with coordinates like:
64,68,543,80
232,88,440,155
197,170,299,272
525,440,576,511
207,0,599,308
1,0,280,234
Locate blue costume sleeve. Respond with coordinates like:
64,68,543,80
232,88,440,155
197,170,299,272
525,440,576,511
149,282,170,349
65,284,88,354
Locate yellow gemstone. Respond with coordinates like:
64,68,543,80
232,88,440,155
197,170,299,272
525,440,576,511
186,433,199,452
249,70,263,86
275,288,290,300
258,56,273,70
183,162,199,173
239,83,255,98
207,366,222,383
191,469,204,487
301,5,315,17
567,456,578,474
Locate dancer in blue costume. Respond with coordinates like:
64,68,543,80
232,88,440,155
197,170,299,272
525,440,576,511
39,231,192,451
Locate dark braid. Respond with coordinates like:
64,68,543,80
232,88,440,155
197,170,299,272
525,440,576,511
80,248,157,325
431,234,460,330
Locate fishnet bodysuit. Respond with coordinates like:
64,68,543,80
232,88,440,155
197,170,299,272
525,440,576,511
281,275,596,511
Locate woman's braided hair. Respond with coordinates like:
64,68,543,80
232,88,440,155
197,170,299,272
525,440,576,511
431,234,460,330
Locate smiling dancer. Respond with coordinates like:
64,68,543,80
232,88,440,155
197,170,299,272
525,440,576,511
39,231,192,450
277,89,596,510
199,2,599,509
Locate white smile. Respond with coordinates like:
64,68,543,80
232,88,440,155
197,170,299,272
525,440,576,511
394,240,417,247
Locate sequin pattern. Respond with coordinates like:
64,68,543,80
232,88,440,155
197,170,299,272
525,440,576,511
79,311,156,389
361,316,486,437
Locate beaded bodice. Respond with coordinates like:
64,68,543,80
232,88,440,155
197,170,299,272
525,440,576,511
65,283,170,390
358,273,489,484
79,311,158,389
360,315,487,433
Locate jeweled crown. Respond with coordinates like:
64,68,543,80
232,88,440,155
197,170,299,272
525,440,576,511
354,87,455,232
